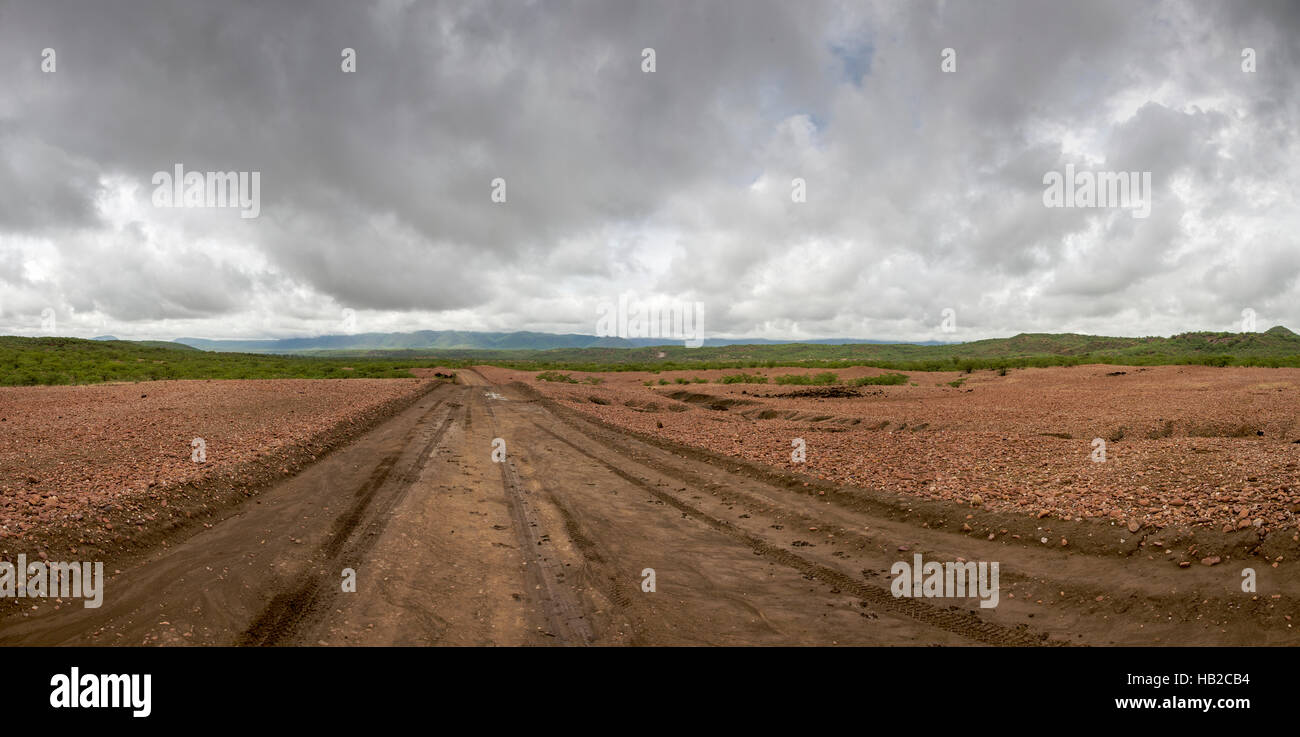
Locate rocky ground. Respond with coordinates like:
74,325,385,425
4,368,1294,645
481,364,1300,537
0,377,438,560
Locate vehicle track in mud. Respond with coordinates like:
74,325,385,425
522,418,1049,646
480,398,594,644
3,370,1294,646
518,381,1299,645
238,396,462,645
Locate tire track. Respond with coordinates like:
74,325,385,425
479,392,594,645
544,490,639,612
524,415,1053,647
239,393,461,645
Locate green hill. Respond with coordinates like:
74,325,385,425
0,337,436,386
298,326,1300,373
3,327,1298,386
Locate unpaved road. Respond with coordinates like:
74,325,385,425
3,370,1295,645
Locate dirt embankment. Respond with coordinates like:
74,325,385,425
0,377,442,565
482,364,1300,560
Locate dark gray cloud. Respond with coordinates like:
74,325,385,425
0,0,1297,341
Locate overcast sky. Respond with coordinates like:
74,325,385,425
1,0,1297,342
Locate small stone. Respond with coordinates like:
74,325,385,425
1201,556,1221,566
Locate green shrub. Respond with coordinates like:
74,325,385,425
774,372,838,385
851,373,907,386
536,371,579,383
718,373,768,384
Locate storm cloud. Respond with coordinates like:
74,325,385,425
0,0,1297,341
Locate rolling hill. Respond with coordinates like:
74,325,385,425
175,331,949,353
2,327,1298,386
0,337,431,386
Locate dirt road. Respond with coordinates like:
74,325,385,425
3,370,1295,645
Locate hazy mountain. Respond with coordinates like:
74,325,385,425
174,331,952,353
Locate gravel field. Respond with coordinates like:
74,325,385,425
482,364,1300,536
0,378,436,558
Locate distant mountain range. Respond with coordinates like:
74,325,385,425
5,326,1296,387
174,330,952,353
83,325,1300,365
